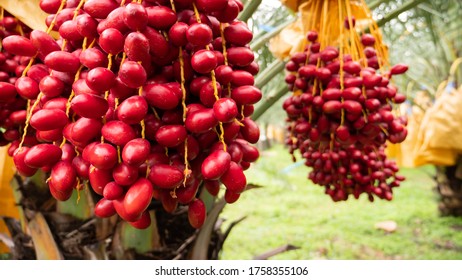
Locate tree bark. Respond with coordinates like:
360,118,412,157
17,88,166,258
435,157,462,216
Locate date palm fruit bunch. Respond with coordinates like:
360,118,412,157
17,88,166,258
0,0,261,229
283,0,408,202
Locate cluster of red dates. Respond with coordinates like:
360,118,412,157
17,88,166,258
283,30,408,202
0,0,261,229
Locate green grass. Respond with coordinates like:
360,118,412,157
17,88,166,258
220,144,462,260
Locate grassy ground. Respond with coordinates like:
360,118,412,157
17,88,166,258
220,144,462,260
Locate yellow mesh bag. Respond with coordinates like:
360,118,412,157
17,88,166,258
412,59,462,166
413,87,462,166
269,18,305,60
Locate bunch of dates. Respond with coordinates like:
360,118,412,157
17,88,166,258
283,30,407,202
0,0,261,229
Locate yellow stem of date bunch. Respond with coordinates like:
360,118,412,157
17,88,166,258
170,0,192,186
18,92,44,149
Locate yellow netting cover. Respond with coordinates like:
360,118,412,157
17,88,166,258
412,86,462,166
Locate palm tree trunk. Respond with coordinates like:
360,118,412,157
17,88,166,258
435,157,462,216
